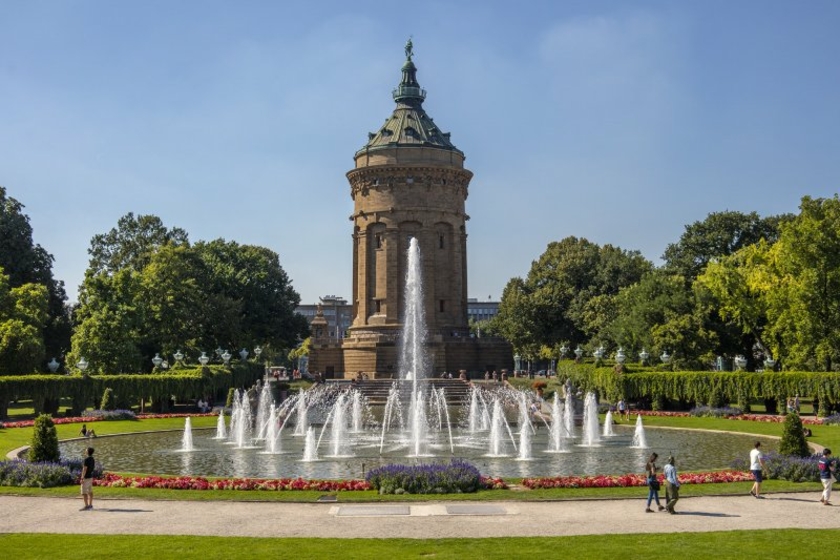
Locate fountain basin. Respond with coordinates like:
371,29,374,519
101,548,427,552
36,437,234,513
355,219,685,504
59,426,770,480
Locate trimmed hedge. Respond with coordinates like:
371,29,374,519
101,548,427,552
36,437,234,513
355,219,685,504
0,363,263,419
555,363,840,417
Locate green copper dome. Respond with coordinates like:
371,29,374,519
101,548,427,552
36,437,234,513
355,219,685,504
356,40,463,156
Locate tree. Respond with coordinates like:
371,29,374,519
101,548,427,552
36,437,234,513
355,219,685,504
663,210,789,282
602,269,717,368
493,237,651,352
0,267,49,375
71,268,143,374
778,413,810,457
195,240,306,352
0,186,70,365
766,196,840,371
28,414,60,462
72,214,309,372
696,240,775,365
88,212,189,275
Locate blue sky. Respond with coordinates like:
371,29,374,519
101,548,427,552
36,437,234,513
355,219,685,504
2,1,839,305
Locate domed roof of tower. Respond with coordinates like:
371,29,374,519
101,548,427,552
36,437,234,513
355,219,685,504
356,39,463,157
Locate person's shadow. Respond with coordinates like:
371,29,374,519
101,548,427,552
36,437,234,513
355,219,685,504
671,512,739,517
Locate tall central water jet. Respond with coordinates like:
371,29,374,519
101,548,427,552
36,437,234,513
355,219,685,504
399,237,432,456
400,237,428,387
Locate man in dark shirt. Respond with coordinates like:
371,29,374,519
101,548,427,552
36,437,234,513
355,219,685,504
819,448,836,505
80,447,95,511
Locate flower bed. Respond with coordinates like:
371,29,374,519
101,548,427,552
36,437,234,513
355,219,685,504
95,473,371,492
521,470,753,489
0,411,218,429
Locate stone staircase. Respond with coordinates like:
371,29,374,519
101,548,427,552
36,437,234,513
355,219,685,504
326,378,480,405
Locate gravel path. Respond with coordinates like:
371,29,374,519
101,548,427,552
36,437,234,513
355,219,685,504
1,492,836,538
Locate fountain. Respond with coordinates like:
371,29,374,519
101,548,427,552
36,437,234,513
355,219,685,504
213,409,227,439
631,414,648,448
263,407,281,454
302,426,318,462
564,388,575,439
603,410,615,437
181,417,194,452
580,392,601,447
254,381,274,440
229,389,254,448
547,393,569,453
65,236,759,480
517,394,532,461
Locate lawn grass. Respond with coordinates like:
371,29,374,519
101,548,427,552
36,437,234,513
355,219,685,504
1,530,837,559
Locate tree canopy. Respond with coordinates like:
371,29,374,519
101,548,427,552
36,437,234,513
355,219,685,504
491,237,651,355
71,214,308,373
0,186,70,365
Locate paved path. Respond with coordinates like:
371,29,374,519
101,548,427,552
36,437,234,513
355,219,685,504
0,493,836,538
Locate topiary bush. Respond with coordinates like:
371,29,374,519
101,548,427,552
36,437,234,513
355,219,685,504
28,414,60,463
779,412,810,457
226,387,236,409
100,387,115,411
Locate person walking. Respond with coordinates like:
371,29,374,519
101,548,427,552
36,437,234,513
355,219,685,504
644,452,665,512
80,447,95,511
617,399,627,423
749,441,765,498
818,448,836,505
664,455,680,514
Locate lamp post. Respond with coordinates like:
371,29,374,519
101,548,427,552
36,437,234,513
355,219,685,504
152,353,163,369
639,348,650,365
47,358,60,373
221,350,231,366
198,352,210,366
76,357,89,373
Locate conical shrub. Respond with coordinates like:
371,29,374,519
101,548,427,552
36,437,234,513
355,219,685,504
779,412,810,457
28,414,60,463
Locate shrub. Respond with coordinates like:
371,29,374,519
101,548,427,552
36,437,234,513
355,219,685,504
366,460,482,494
689,406,743,418
779,412,810,457
734,451,821,482
100,387,115,411
83,409,136,421
28,414,59,463
0,458,102,488
226,387,236,409
821,413,840,425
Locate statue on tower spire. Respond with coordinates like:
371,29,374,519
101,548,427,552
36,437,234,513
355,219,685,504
405,37,413,61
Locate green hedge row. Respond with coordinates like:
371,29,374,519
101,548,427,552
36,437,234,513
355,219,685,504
556,364,840,416
0,364,264,419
